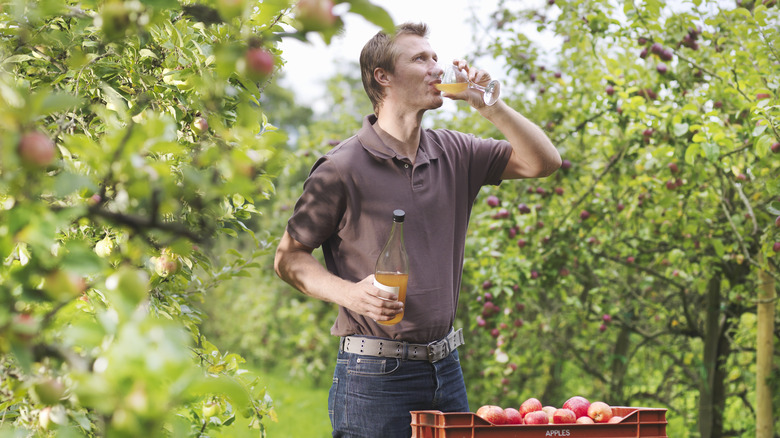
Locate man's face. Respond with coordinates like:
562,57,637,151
385,34,444,112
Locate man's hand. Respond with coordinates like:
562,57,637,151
440,59,496,109
343,275,404,323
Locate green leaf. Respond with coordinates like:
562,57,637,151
755,134,773,157
61,241,105,276
685,143,701,165
344,0,395,33
712,239,725,257
673,123,689,137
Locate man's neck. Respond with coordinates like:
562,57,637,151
375,107,426,164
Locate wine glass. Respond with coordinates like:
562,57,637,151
436,64,501,106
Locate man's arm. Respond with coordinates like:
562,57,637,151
449,59,561,180
479,99,561,180
274,230,403,322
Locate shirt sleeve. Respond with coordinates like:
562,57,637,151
286,156,347,249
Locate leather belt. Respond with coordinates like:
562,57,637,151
339,328,464,363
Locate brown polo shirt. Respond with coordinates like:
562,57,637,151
287,114,512,343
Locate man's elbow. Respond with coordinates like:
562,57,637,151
537,153,562,178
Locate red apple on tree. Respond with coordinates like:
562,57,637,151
18,131,56,168
295,0,337,32
245,47,275,80
772,142,780,153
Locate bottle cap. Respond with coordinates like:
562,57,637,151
393,209,405,222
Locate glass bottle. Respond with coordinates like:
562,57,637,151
374,209,409,325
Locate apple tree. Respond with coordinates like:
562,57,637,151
0,0,391,436
453,0,779,436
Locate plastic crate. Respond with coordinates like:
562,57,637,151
410,406,667,438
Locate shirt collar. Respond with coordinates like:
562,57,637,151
357,114,442,164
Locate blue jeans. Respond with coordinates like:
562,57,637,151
328,347,468,438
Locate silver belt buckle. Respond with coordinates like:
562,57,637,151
427,337,448,362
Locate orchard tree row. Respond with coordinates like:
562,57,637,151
0,0,391,436
448,0,779,436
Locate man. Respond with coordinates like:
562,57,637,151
275,22,560,437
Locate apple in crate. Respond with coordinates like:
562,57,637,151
553,408,577,424
608,416,623,423
519,397,543,417
587,401,613,423
562,395,590,418
523,410,549,424
576,416,595,424
476,405,507,424
504,407,523,424
542,406,556,422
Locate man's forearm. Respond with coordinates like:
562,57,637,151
480,99,561,179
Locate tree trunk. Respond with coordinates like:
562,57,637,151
609,324,631,405
756,255,775,438
699,273,727,438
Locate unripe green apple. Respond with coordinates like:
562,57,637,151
192,117,209,136
43,269,87,302
32,378,67,405
99,1,131,41
154,252,181,277
217,0,244,21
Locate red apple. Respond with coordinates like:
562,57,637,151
295,0,337,31
756,92,771,100
18,131,56,167
773,242,780,252
245,48,275,80
562,396,590,418
580,210,590,220
476,405,506,424
772,142,780,153
608,415,623,424
504,407,523,424
576,416,595,424
553,408,577,424
775,215,780,227
561,159,572,170
523,410,549,424
486,195,500,207
587,401,613,423
519,397,543,417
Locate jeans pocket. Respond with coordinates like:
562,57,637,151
348,356,400,376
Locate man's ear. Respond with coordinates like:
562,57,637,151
374,67,390,87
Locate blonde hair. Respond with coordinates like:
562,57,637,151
359,22,429,113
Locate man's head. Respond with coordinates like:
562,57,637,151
360,22,430,113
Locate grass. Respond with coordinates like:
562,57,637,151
262,367,332,437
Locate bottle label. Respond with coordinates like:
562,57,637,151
373,279,399,300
